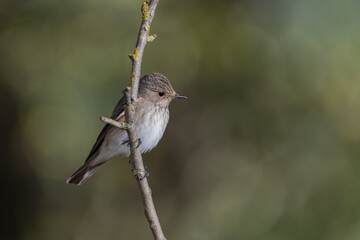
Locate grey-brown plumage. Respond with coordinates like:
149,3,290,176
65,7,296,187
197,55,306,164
67,73,186,185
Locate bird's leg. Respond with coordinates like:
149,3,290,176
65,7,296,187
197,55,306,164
123,138,141,148
135,138,142,149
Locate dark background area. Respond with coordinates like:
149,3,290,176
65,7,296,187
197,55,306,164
1,0,360,239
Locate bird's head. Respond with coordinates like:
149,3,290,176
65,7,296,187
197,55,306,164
138,72,187,108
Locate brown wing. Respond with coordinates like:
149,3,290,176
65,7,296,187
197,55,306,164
84,95,127,163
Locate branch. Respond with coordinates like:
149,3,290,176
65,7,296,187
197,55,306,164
99,116,129,130
124,1,166,240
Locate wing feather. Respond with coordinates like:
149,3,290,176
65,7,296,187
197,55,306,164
85,95,127,163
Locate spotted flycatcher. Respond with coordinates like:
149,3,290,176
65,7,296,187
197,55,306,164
67,72,187,185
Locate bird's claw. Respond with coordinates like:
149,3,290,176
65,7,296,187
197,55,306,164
132,168,149,180
124,138,141,149
135,138,142,149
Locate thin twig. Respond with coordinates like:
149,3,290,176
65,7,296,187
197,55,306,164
124,1,166,240
99,116,129,130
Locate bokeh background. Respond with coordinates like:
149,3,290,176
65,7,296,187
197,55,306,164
1,0,360,239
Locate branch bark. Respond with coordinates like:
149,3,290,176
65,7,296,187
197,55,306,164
123,1,166,240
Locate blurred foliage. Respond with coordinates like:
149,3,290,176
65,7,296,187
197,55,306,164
1,0,360,239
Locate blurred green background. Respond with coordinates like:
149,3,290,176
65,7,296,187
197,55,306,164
1,0,360,239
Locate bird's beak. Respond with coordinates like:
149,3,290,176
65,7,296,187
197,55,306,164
174,93,187,99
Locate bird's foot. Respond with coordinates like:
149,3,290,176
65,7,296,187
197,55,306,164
135,138,142,149
132,167,149,180
123,138,141,149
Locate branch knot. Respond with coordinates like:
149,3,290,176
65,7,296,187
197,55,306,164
147,34,157,42
128,48,140,61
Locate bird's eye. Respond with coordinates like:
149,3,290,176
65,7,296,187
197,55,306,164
158,92,165,97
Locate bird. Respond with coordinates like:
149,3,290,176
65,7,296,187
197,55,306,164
66,72,187,185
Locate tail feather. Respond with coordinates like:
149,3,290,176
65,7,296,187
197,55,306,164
67,162,104,185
